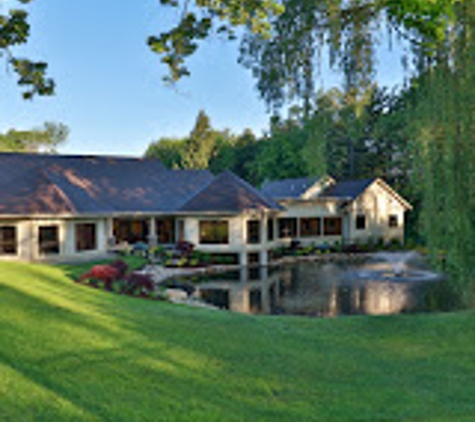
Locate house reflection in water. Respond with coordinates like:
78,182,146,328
195,267,284,314
193,262,437,317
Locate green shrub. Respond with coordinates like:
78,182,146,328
177,258,188,267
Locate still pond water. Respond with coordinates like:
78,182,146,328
179,253,445,317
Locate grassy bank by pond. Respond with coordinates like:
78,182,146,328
1,260,475,422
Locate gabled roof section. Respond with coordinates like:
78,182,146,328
0,152,214,215
261,176,324,200
321,178,412,210
180,170,282,213
261,175,336,200
321,179,375,200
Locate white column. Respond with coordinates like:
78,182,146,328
260,213,267,245
106,217,115,247
148,217,158,247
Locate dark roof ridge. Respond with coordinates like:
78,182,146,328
0,151,158,162
262,175,320,185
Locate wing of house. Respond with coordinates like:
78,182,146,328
262,175,412,246
0,152,411,264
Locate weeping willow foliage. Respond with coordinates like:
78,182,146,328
410,2,475,307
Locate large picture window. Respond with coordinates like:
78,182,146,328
113,219,149,244
300,218,321,237
199,221,229,244
76,223,97,252
0,226,17,255
323,217,342,236
278,218,297,238
39,225,60,255
247,220,260,244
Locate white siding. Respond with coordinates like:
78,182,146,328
1,218,109,262
183,212,279,254
346,182,406,244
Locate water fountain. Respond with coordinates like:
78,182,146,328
338,251,443,315
345,251,442,283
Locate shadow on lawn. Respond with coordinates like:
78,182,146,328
0,280,298,421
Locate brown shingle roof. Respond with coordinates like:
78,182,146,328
0,153,214,215
180,170,282,213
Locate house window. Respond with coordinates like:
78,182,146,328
75,223,97,252
247,220,260,244
267,218,275,241
113,219,148,244
389,215,398,228
300,218,321,237
199,221,229,244
323,217,342,236
278,218,297,238
356,215,366,230
0,226,17,255
39,226,60,255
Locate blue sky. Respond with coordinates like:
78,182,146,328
0,0,407,156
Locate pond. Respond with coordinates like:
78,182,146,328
175,252,445,317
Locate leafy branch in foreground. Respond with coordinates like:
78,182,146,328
148,0,284,83
0,0,54,99
151,0,458,110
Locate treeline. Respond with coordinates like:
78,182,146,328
145,86,411,196
0,122,69,153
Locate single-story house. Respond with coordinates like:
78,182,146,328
0,153,411,265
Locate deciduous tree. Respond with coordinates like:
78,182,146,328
0,122,68,152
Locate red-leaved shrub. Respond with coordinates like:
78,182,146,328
125,272,155,296
109,259,128,279
78,265,121,290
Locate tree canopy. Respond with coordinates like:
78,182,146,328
0,0,54,98
153,0,458,108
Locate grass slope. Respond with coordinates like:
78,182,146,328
1,261,475,422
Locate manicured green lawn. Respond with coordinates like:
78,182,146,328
1,260,475,421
